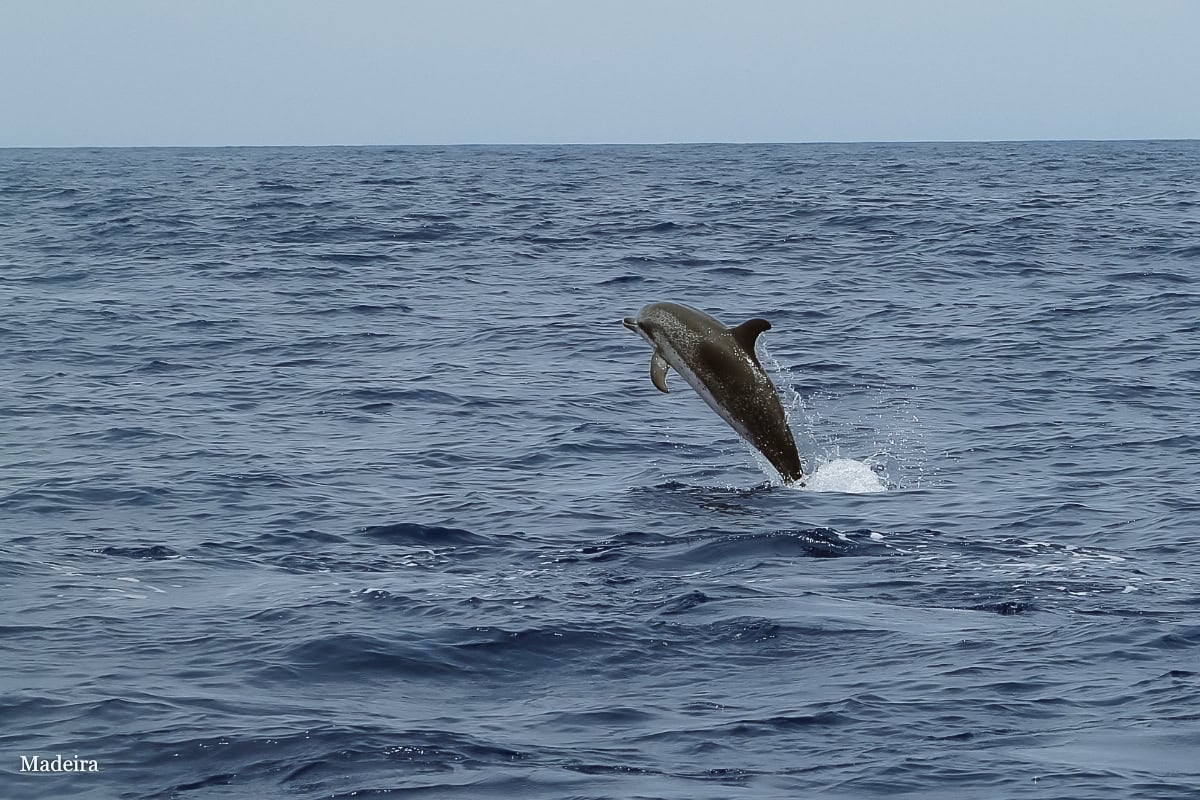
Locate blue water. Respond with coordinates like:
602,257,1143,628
2,141,1199,799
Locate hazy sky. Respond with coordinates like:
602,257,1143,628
2,0,1198,147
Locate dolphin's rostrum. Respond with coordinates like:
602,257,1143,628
623,301,804,484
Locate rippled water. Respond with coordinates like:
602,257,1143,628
2,141,1199,799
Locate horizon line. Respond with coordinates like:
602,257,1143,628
2,136,1198,151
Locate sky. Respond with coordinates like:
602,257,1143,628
2,0,1198,147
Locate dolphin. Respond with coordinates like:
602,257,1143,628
623,301,804,484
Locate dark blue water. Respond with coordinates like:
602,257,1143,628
2,141,1198,799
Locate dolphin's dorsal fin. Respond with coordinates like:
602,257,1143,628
730,318,772,365
650,351,671,393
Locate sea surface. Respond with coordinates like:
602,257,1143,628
2,141,1199,799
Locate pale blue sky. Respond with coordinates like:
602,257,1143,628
2,0,1197,147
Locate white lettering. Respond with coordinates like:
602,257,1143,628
18,754,99,772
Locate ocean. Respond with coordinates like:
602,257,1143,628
1,141,1198,799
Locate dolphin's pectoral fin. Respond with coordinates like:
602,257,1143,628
731,318,772,367
650,352,671,393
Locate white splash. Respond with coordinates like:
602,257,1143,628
757,344,931,491
796,458,887,494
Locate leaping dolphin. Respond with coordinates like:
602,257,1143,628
622,301,804,484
